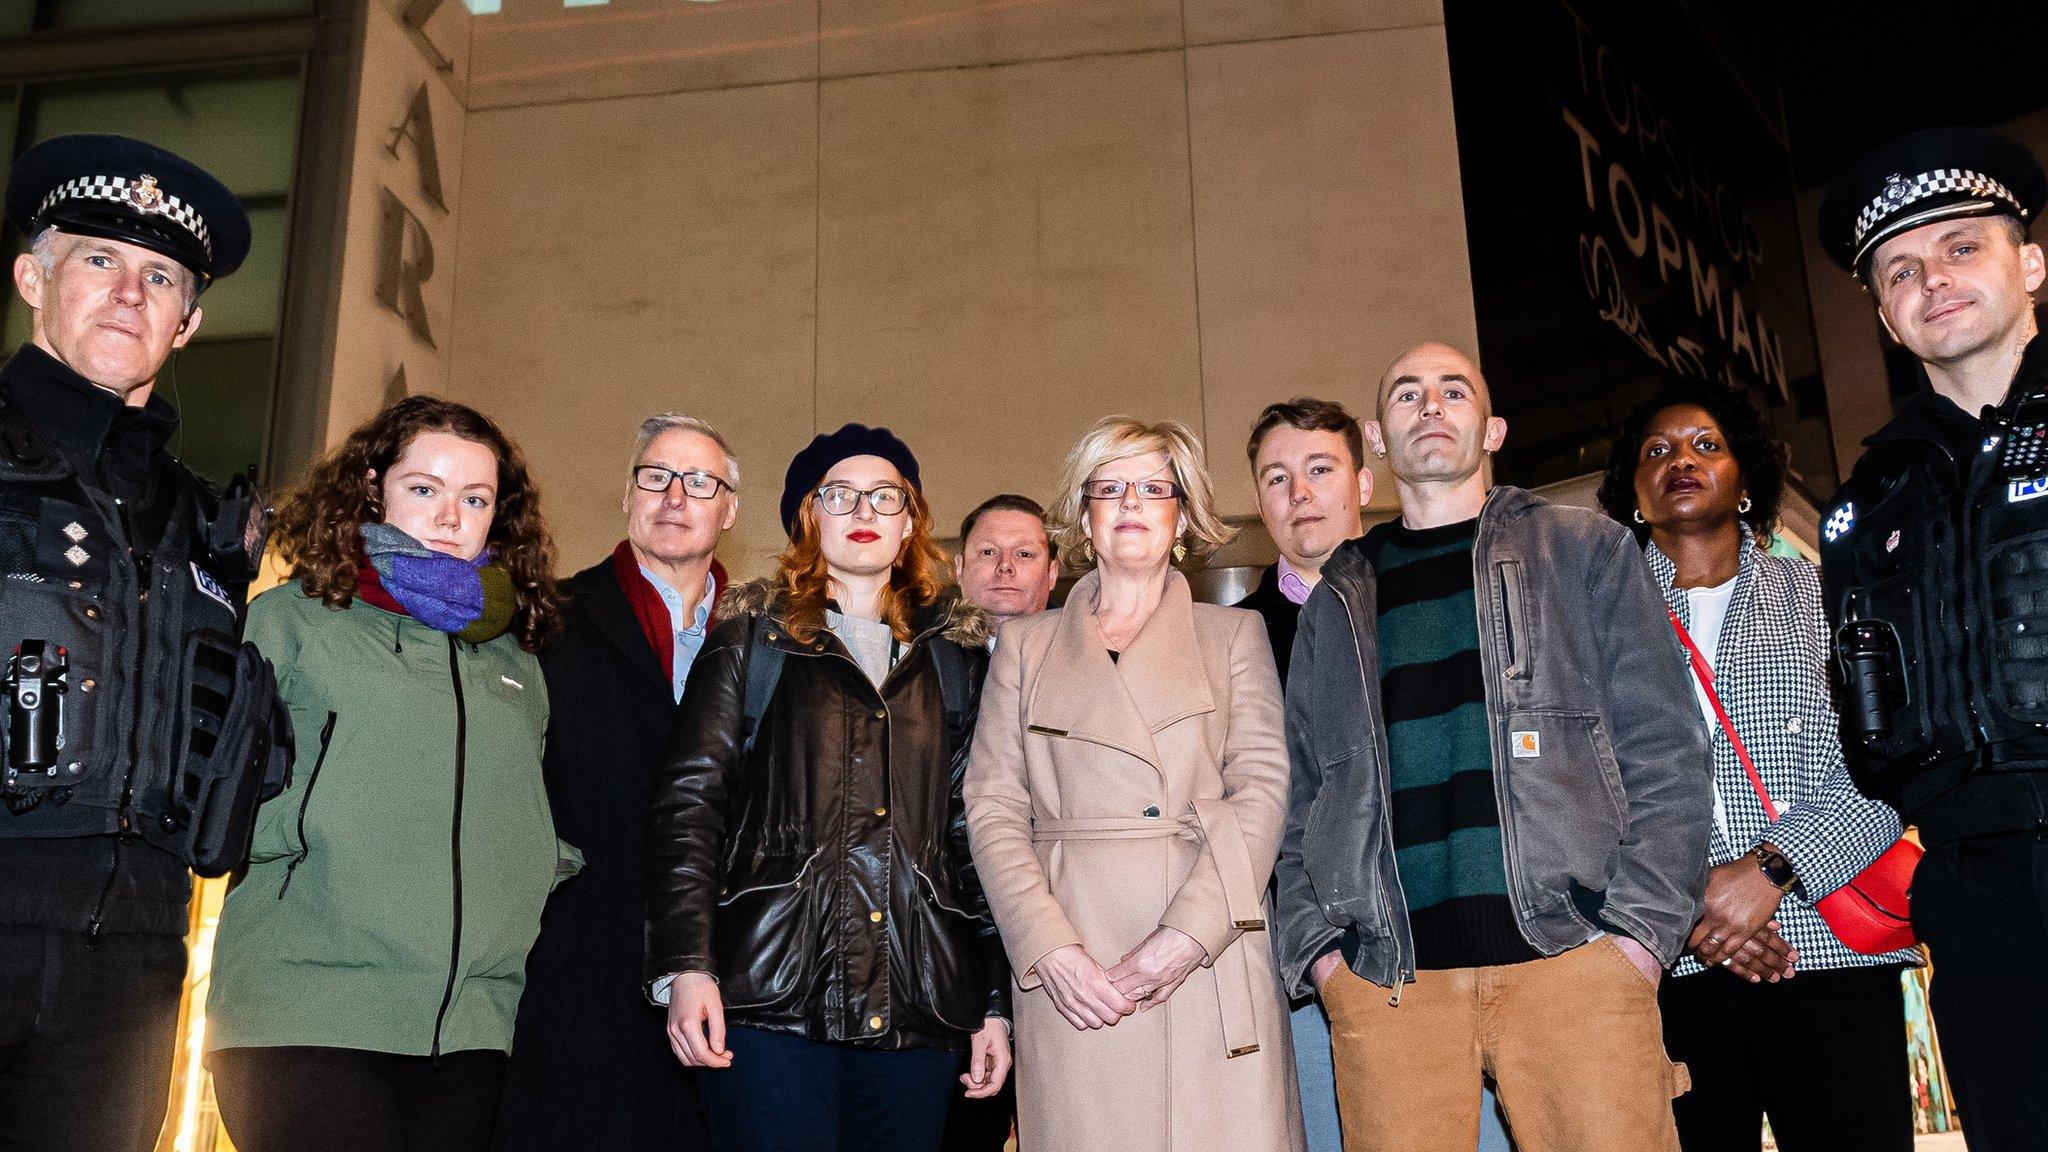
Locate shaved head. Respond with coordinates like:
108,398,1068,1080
1378,342,1491,421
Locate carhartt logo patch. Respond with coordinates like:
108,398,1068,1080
1510,731,1540,758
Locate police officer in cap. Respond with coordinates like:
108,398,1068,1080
1817,126,2048,1150
0,135,284,1149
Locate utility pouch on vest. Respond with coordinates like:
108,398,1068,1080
198,471,265,587
167,630,292,876
1976,387,2048,742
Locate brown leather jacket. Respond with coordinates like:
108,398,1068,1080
644,580,1008,1050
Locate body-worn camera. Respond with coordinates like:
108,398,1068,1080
3,639,67,786
1835,593,1903,748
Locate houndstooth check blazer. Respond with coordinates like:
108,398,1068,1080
1648,530,1921,974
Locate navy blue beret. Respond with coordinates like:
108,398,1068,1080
780,423,922,538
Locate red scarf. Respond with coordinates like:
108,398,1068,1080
354,557,406,616
610,540,725,682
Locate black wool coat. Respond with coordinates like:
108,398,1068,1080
494,554,716,1152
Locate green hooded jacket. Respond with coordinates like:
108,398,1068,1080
207,583,578,1057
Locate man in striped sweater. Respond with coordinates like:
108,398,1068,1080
1273,343,1715,1152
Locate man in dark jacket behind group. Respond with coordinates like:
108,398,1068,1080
494,414,735,1152
0,135,263,1151
1273,342,1714,1152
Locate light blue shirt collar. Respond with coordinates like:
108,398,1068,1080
640,563,716,702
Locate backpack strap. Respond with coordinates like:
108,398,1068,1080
927,634,976,760
739,612,786,758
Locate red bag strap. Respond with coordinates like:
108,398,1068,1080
1667,607,1780,822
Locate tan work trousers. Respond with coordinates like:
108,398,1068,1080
1323,937,1687,1152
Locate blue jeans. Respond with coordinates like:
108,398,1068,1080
697,1026,962,1152
1293,999,1515,1151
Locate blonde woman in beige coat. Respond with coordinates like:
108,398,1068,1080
964,417,1305,1152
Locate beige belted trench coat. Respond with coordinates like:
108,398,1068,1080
964,570,1304,1152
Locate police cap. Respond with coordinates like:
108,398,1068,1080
1818,126,2046,277
6,134,250,286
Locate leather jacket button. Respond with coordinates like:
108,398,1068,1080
869,910,883,923
872,709,886,721
1142,805,1161,818
874,807,888,818
868,1015,884,1031
83,607,99,619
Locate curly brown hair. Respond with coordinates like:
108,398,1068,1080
775,483,951,647
270,395,563,651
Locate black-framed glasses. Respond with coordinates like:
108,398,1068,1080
633,466,734,499
1080,478,1183,502
816,483,909,517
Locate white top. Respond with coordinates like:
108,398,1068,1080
1683,575,1738,838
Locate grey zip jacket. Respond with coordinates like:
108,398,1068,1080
1273,486,1714,1000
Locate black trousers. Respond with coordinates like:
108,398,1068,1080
1659,962,1912,1152
939,1076,1013,1151
0,926,186,1152
1911,831,2048,1152
209,1045,508,1152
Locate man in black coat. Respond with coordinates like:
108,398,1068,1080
494,415,736,1152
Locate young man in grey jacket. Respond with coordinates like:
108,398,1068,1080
1273,342,1716,1152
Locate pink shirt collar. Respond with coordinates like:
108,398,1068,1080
1276,556,1315,605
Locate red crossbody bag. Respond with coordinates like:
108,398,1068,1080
1667,609,1920,955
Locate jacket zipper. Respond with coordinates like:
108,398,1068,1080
430,635,468,1061
277,712,340,898
1472,493,1539,943
1328,582,1408,1006
90,498,152,943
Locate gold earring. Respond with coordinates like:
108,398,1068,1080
1738,496,1753,515
1632,509,1645,524
1080,539,1095,563
1172,541,1187,564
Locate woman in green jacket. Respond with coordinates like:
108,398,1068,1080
206,396,572,1152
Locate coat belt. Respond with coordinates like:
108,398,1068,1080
1031,803,1266,1059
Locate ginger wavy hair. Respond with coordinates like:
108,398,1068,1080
269,395,563,652
775,481,951,646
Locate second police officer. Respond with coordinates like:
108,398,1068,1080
0,135,288,1150
1816,127,2048,1150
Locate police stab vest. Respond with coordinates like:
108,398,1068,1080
0,393,290,876
1822,359,2048,801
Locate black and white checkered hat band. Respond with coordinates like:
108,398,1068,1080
1853,168,2021,259
35,174,212,259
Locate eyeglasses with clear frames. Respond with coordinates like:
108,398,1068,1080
1080,478,1183,501
815,484,909,517
633,466,734,499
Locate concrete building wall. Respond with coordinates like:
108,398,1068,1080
423,0,1473,576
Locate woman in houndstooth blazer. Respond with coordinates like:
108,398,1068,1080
1599,379,1921,1152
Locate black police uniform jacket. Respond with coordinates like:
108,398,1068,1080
0,343,257,936
645,579,1010,1050
1820,332,2048,839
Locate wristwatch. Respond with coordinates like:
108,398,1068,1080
1751,845,1798,893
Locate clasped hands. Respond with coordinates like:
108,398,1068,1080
1686,856,1801,982
1037,927,1208,1031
